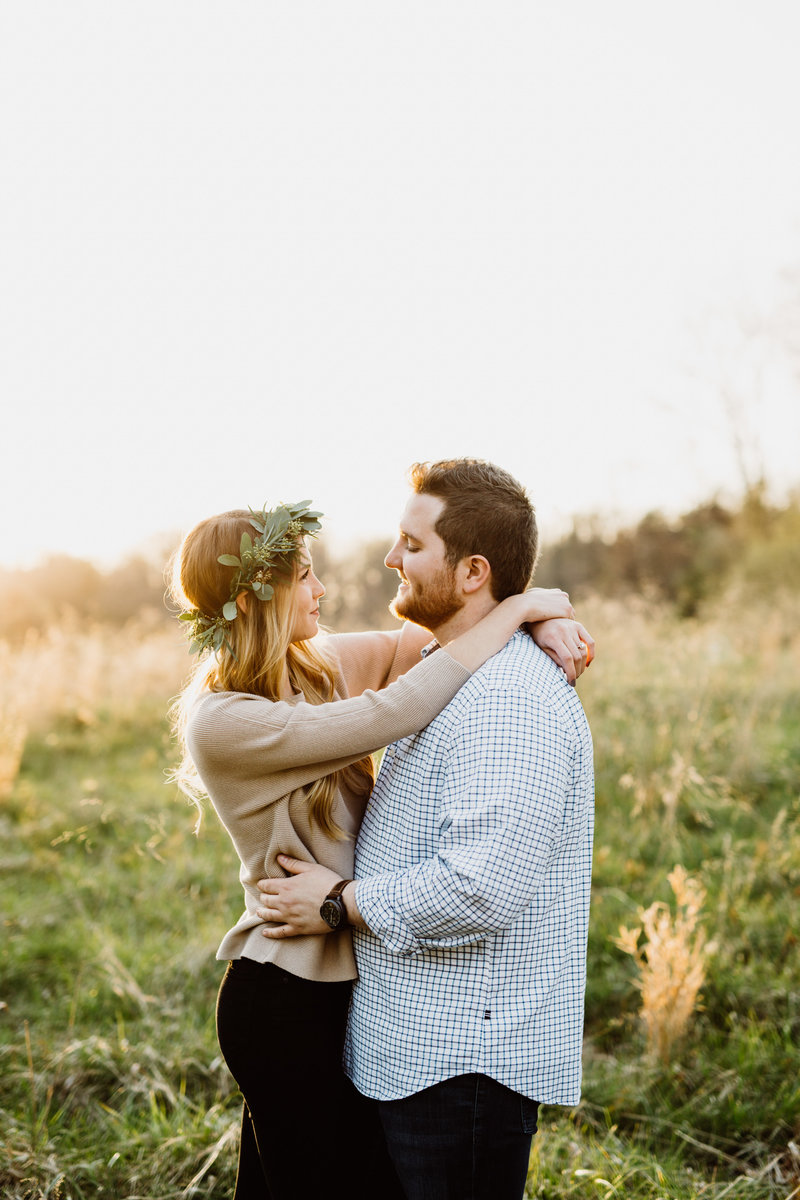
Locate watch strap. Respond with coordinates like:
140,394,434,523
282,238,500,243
325,878,353,902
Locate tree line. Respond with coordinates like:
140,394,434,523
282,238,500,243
3,485,798,641
534,483,800,617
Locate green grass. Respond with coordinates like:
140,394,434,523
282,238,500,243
2,599,800,1198
1,706,241,1198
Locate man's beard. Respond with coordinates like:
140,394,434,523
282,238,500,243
389,565,464,631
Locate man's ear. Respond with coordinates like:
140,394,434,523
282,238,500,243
460,555,492,595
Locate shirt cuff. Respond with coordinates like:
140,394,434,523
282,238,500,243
354,876,421,956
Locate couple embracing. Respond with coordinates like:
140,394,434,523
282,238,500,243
171,457,595,1200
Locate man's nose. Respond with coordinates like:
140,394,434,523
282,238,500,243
384,541,402,570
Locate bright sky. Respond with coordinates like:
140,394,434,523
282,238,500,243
2,2,799,569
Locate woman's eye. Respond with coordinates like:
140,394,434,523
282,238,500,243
300,569,310,580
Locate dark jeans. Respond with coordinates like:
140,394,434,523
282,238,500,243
216,956,402,1200
378,1073,539,1200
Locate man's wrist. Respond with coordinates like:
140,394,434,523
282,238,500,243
342,881,367,931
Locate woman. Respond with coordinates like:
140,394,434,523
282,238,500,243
170,500,592,1200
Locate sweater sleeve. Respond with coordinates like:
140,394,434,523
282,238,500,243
187,649,470,789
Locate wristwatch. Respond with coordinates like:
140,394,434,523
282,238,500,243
320,879,354,930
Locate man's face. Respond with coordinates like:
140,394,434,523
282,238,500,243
384,493,464,631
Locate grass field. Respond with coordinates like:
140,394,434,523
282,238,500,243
1,598,799,1198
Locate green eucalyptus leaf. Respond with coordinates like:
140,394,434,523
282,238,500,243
180,501,325,660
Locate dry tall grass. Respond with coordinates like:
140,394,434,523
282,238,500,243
614,865,715,1062
0,615,191,793
0,643,27,797
578,590,800,831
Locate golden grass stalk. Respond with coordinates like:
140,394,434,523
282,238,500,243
0,643,29,796
0,702,27,797
614,865,714,1062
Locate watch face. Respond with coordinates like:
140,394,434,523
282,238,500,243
320,899,343,929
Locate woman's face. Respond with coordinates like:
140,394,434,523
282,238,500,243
289,546,326,643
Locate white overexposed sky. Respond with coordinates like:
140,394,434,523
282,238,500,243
1,1,799,569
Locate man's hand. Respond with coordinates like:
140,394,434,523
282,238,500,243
530,618,595,685
256,856,340,938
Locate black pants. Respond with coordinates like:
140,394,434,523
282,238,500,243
215,956,402,1200
378,1073,539,1200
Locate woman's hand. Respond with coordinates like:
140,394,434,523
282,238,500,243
530,618,595,684
518,587,575,623
256,857,341,937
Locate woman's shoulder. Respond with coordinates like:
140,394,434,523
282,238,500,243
321,623,431,696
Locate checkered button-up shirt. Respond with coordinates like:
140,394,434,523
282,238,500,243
344,631,594,1105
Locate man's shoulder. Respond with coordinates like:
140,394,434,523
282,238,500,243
451,631,589,732
473,630,566,693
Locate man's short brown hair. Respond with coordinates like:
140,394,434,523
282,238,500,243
409,459,538,601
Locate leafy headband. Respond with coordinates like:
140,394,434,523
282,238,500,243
179,500,323,656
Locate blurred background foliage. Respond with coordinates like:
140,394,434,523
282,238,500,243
3,483,799,640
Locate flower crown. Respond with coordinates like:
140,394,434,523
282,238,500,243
179,499,323,656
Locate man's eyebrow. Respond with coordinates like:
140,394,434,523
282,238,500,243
399,527,421,542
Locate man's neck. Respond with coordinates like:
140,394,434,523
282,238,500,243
431,593,500,647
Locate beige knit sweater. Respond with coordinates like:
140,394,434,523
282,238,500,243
186,624,471,982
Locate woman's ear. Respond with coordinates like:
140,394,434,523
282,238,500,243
460,555,492,595
236,592,249,615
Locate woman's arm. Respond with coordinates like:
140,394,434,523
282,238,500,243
441,588,575,672
188,589,578,781
327,593,594,695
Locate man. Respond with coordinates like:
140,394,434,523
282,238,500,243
258,459,594,1200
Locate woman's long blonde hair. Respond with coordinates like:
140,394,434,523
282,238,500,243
169,509,374,838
